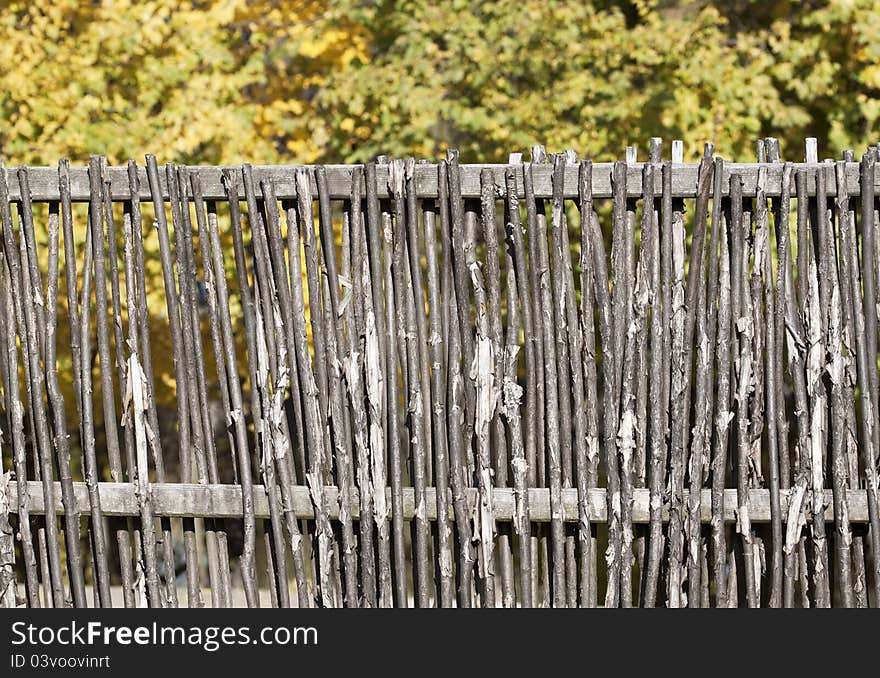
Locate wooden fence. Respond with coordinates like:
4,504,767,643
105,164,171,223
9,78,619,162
1,137,880,608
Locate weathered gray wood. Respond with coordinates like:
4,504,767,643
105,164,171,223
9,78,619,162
7,481,871,523
5,146,880,608
5,162,878,201
0,473,16,607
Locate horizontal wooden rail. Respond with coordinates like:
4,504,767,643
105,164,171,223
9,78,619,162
6,481,870,523
3,161,878,202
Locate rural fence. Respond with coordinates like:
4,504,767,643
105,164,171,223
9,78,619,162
1,137,879,608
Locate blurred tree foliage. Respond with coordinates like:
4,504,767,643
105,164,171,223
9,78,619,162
1,0,878,431
2,0,878,166
0,0,367,163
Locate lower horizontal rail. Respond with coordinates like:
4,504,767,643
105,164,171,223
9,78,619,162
5,481,870,523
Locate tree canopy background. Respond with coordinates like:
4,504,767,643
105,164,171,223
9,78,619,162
3,0,879,166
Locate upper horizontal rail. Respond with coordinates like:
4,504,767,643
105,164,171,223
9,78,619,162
3,161,878,202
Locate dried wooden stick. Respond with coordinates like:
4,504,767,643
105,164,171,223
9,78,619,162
363,161,393,607
65,175,115,607
440,159,476,607
523,147,550,607
45,197,87,607
547,155,576,608
175,169,223,485
242,165,299,607
616,154,642,608
271,203,315,606
290,168,338,607
0,255,40,606
847,152,871,607
250,175,311,606
840,155,880,605
313,167,359,606
644,157,670,606
422,166,454,608
467,227,497,608
826,160,856,607
582,166,619,607
711,168,733,607
188,176,237,605
857,152,879,461
510,152,542,606
128,162,176,606
629,151,649,588
480,167,514,607
769,154,797,606
99,162,141,609
59,163,119,607
250,269,290,608
729,174,759,607
503,164,534,608
666,162,688,608
765,140,791,495
126,164,166,484
13,169,66,607
122,162,162,608
144,156,193,605
529,156,565,607
342,168,379,606
746,159,767,608
575,159,601,608
554,153,593,608
73,227,101,608
324,242,359,606
0,459,18,607
781,169,812,608
669,146,714,607
687,153,718,608
627,147,650,602
375,166,408,607
754,165,784,607
449,154,480,507
167,162,212,606
633,143,658,606
500,253,528,606
389,160,431,606
193,185,240,487
58,160,86,466
403,161,435,489
14,169,48,360
88,160,145,608
807,163,831,607
214,167,260,605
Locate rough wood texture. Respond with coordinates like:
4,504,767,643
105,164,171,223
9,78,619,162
9,481,871,524
2,143,879,608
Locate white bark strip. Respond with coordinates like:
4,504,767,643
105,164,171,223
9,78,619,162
470,264,497,606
